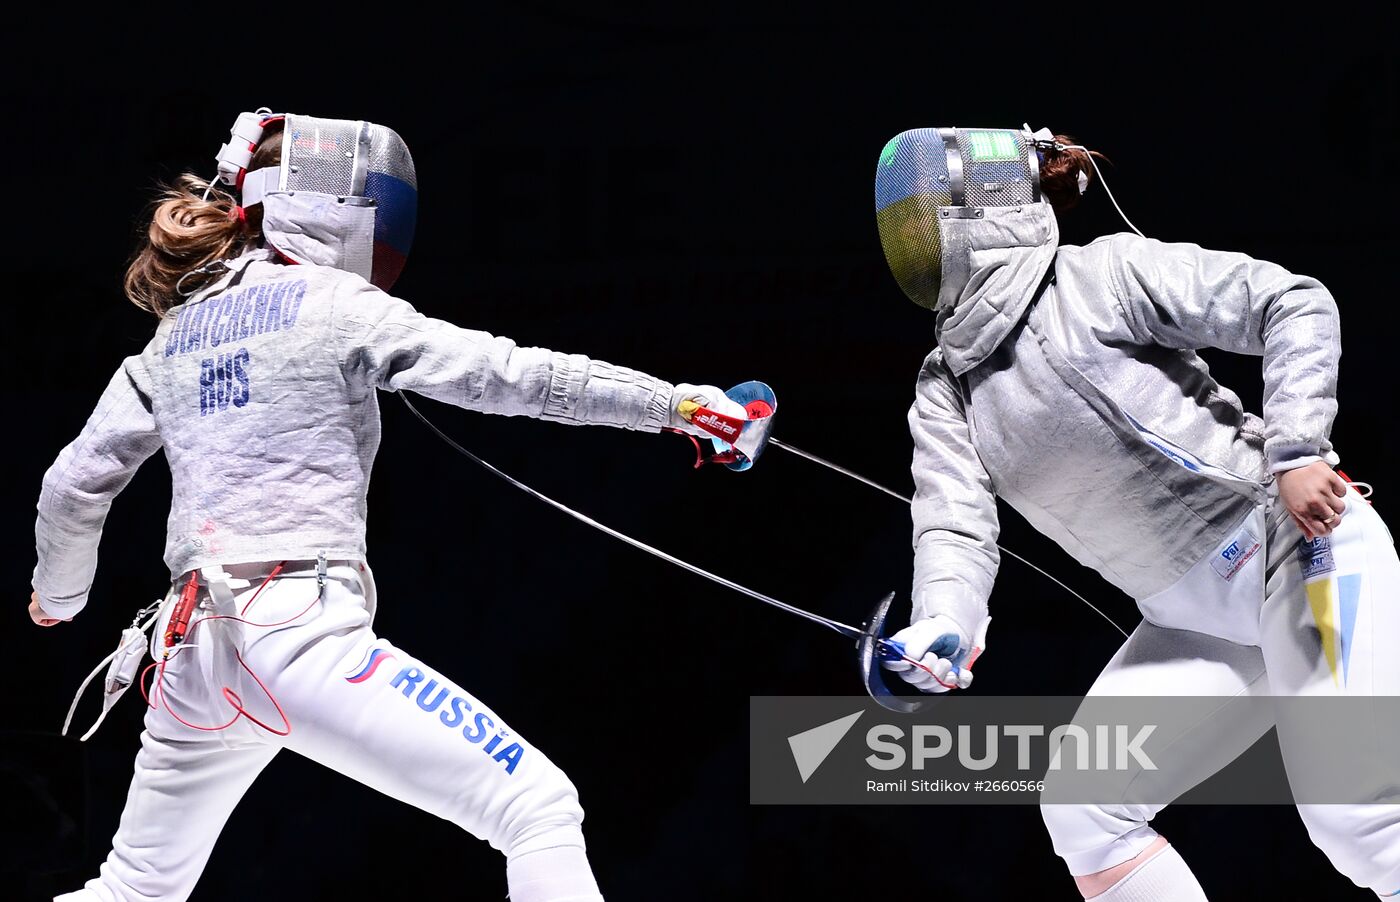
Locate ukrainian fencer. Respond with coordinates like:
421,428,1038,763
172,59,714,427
874,126,1400,899
29,110,754,902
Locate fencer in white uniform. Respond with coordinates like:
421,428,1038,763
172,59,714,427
873,126,1400,899
30,110,750,902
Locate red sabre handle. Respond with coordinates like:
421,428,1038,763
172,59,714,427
689,405,746,444
164,574,201,648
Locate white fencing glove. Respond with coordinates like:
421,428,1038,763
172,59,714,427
670,384,750,439
881,613,991,693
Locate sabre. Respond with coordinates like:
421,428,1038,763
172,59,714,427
398,390,950,712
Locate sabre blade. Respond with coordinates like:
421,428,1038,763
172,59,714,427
770,437,1130,639
399,393,861,639
768,438,910,504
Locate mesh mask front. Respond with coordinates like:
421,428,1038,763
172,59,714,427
265,115,418,291
874,127,1040,311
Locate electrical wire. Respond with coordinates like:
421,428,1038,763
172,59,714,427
140,563,321,735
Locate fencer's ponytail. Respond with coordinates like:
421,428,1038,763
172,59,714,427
124,124,282,317
1039,134,1106,216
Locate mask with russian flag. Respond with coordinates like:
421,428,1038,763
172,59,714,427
217,111,418,291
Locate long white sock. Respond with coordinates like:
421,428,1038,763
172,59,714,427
1089,844,1207,902
506,844,604,902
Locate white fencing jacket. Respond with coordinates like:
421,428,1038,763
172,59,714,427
34,250,676,618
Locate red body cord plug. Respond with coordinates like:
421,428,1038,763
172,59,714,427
163,573,200,648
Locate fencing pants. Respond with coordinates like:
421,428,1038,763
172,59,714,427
56,560,601,902
1042,487,1400,895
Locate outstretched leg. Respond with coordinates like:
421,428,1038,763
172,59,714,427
56,640,279,901
235,561,604,901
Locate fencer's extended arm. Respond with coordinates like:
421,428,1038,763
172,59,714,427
33,360,163,619
1106,234,1341,472
908,350,1001,627
333,279,673,431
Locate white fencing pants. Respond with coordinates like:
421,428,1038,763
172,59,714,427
1043,487,1400,895
56,560,600,902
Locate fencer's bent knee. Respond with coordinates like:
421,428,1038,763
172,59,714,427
1040,802,1160,876
498,765,588,859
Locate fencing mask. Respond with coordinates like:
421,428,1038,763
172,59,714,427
216,110,418,291
874,127,1044,311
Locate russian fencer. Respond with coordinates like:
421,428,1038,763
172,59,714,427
874,126,1400,899
29,110,752,902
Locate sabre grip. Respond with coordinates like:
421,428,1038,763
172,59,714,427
879,638,907,660
679,400,746,444
879,638,964,679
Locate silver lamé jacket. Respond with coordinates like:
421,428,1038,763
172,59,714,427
34,249,676,619
910,203,1341,645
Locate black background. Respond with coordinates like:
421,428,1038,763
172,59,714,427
4,9,1397,901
